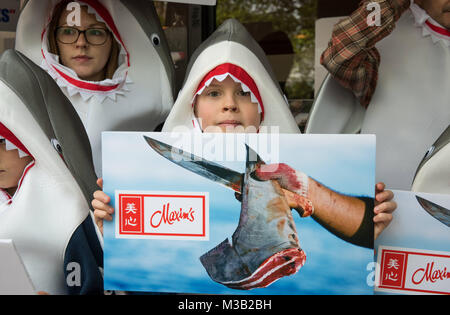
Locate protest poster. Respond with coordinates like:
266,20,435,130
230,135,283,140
375,190,450,295
103,132,375,294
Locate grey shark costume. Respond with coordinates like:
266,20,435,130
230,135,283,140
163,18,300,133
0,50,103,295
15,0,175,175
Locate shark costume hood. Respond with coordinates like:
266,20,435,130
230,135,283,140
15,0,175,175
162,18,300,133
0,50,103,295
306,2,450,190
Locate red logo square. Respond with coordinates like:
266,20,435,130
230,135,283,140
120,196,142,233
380,251,407,288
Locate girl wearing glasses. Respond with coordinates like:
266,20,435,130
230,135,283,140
49,6,119,82
15,0,175,176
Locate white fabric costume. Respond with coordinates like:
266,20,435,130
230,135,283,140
163,19,300,134
15,0,175,175
307,4,450,191
361,5,450,190
0,50,103,294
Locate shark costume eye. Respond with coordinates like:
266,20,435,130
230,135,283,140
151,33,160,46
51,138,63,155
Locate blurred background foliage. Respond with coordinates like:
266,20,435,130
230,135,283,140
216,0,317,100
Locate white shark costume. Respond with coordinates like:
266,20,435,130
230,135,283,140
0,50,103,295
306,2,450,191
162,18,300,133
15,0,175,175
161,20,375,290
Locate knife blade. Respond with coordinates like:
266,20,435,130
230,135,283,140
144,135,243,193
143,135,302,210
416,195,450,227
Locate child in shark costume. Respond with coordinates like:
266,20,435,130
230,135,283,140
162,19,307,289
0,50,103,295
162,19,386,290
15,0,175,175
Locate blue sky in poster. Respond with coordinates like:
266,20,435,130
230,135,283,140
102,132,376,294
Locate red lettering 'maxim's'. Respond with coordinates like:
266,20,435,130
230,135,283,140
150,203,195,228
411,262,449,285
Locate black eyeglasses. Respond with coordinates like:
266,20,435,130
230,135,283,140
55,27,111,45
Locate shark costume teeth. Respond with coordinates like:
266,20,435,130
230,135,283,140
16,0,175,175
0,123,35,208
0,135,30,158
163,18,300,133
0,50,102,294
410,1,450,47
190,63,265,132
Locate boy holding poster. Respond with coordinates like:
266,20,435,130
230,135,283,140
93,19,395,248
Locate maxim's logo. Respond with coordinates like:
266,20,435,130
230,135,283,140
115,191,209,241
376,246,450,295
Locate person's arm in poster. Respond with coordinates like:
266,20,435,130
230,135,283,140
320,0,411,107
254,164,396,249
93,170,395,248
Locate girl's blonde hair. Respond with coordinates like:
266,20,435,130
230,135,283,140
47,0,120,80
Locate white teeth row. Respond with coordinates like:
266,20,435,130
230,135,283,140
40,56,132,103
0,136,29,158
410,2,450,47
192,73,262,114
